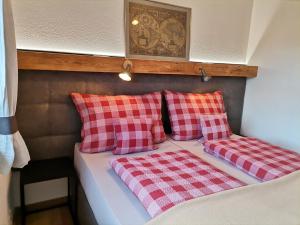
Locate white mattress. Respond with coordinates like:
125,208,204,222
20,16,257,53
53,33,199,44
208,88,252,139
74,136,259,225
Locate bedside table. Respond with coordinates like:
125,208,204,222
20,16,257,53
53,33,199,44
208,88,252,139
20,157,78,225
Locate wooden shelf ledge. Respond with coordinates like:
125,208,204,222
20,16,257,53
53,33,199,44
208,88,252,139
17,50,258,78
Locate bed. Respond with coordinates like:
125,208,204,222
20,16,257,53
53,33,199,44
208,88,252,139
74,135,259,225
16,71,300,225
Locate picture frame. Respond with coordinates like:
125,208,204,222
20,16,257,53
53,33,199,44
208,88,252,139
125,0,191,61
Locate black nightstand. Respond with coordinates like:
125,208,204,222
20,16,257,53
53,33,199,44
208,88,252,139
20,157,78,225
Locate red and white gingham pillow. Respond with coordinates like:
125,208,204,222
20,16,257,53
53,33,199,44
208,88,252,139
113,117,157,155
164,90,225,140
71,92,166,153
199,113,232,142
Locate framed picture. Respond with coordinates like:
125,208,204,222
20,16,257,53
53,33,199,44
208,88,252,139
125,0,191,61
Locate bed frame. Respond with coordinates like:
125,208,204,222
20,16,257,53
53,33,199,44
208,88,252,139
16,70,246,224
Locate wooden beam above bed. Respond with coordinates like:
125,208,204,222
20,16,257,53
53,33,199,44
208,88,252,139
17,50,258,78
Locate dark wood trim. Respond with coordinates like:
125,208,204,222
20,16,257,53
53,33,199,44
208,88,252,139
26,197,68,213
17,50,258,78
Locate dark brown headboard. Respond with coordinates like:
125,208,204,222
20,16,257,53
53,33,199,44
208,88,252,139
16,70,246,160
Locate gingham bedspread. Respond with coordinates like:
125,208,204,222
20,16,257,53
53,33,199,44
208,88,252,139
110,150,245,217
204,137,300,182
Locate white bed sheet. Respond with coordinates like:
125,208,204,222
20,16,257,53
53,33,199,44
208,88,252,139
74,136,259,225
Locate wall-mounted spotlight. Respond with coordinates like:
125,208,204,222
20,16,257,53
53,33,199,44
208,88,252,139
200,68,212,82
119,60,133,81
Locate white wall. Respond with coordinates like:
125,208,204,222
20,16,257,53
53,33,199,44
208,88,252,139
10,0,254,206
0,174,12,225
11,0,253,63
241,0,300,152
246,0,281,62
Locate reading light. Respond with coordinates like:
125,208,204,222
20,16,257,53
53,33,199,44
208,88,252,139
132,19,139,25
119,60,133,81
200,68,212,82
119,71,132,81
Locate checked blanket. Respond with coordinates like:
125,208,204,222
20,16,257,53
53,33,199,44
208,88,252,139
204,137,300,182
111,150,245,217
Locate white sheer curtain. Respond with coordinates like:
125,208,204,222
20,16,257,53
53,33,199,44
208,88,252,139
0,0,30,174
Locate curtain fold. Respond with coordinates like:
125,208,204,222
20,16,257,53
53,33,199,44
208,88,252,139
0,0,30,174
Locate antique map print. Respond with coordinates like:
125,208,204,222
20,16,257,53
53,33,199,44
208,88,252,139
126,0,191,61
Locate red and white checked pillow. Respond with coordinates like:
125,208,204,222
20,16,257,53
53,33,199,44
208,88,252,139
164,90,225,140
113,117,157,155
199,113,232,142
71,92,166,153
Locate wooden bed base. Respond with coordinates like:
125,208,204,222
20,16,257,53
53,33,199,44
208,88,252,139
77,182,98,225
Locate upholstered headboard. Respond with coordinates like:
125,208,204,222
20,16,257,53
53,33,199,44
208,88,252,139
16,70,246,160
